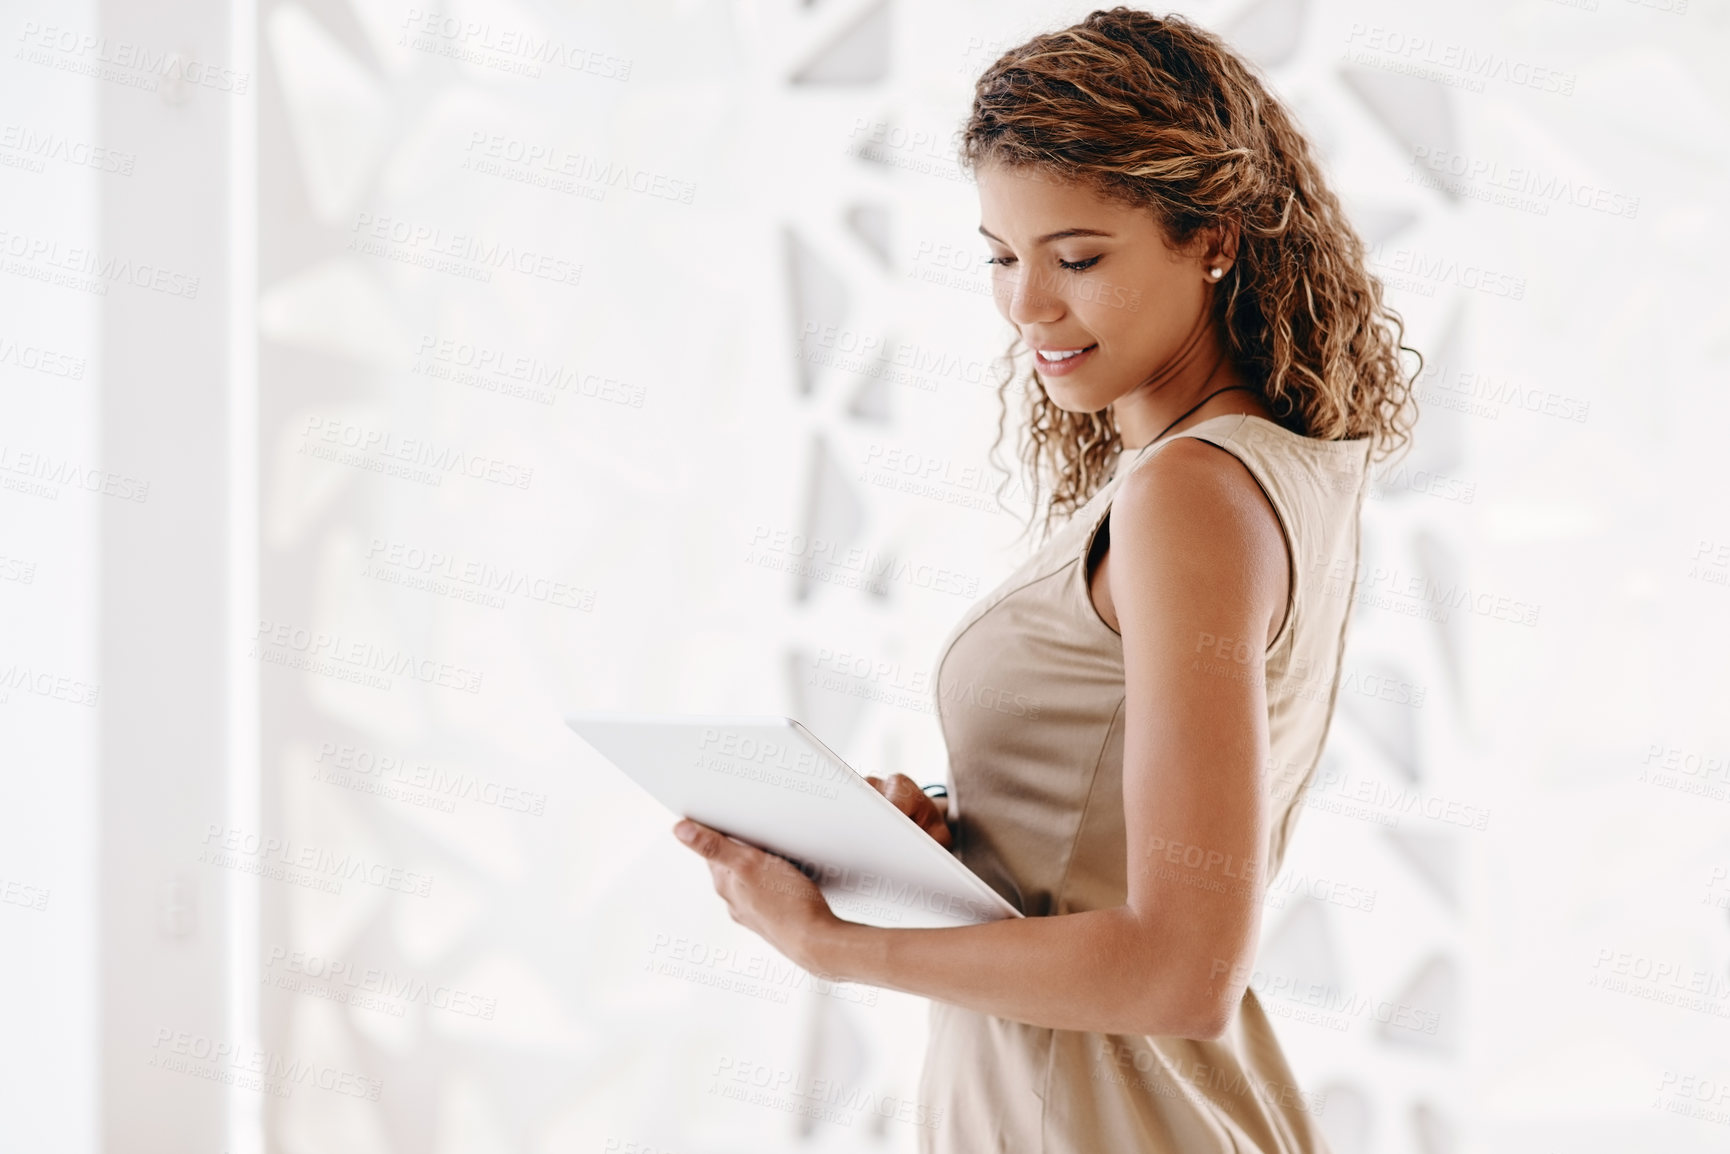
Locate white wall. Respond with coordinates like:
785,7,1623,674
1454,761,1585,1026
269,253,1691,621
1,0,104,1148
6,1,1730,1151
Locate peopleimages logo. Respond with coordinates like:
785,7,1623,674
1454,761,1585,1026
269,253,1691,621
463,132,696,204
397,9,632,81
1364,242,1527,301
347,213,582,287
262,946,497,1019
0,875,51,912
14,22,251,94
0,333,86,378
252,618,485,695
0,443,149,502
148,1028,382,1101
199,824,435,898
413,334,645,409
744,525,980,598
361,537,593,611
0,123,134,175
299,416,534,490
711,1056,944,1130
314,740,549,816
1342,24,1577,96
0,662,100,707
0,227,201,298
795,859,999,924
1409,146,1640,220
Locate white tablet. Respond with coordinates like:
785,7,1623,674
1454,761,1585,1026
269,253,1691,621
565,711,1023,929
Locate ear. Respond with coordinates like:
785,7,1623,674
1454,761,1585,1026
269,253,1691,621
1196,220,1241,279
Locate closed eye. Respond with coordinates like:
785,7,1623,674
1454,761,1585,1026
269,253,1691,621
983,254,1103,272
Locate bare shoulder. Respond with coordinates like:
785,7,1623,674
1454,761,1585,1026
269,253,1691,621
1113,437,1282,555
1108,436,1289,637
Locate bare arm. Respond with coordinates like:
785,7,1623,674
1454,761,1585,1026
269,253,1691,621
679,439,1289,1041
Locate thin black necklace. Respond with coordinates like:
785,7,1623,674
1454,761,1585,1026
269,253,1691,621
1128,383,1257,456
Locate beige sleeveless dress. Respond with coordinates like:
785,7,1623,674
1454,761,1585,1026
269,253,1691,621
918,413,1372,1153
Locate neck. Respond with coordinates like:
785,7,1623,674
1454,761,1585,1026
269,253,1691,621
1110,310,1262,450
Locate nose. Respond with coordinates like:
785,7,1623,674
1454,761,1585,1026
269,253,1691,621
998,262,1063,328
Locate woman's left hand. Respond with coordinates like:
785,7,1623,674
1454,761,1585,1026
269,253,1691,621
672,818,843,975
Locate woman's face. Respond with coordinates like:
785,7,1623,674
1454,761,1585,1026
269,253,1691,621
974,160,1225,412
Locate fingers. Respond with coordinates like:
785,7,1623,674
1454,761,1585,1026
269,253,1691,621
673,818,754,871
696,835,744,918
880,773,921,808
873,773,927,817
874,774,953,847
866,774,902,800
885,775,942,826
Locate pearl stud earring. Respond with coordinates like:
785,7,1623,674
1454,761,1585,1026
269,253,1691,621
1208,266,1224,280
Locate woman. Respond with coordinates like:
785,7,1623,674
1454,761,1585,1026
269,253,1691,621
674,8,1417,1151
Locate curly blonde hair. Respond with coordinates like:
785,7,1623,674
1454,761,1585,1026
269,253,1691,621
962,7,1420,541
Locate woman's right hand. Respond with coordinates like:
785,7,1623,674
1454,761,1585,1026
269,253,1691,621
864,773,953,849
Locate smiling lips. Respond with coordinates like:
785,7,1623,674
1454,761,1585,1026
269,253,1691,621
1032,342,1098,376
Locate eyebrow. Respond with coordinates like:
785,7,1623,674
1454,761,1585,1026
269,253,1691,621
977,225,1115,245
